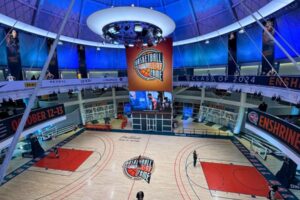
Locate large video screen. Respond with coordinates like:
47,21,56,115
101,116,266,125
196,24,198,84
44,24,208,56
129,91,172,112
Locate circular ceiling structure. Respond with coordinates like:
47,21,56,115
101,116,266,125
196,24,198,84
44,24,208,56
87,6,175,46
87,7,175,39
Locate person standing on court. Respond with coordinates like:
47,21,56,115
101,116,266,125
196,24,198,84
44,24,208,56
267,185,278,200
193,150,198,167
53,147,59,158
136,191,144,200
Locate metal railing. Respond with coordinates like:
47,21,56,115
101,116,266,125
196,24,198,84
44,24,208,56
176,128,231,137
41,124,76,141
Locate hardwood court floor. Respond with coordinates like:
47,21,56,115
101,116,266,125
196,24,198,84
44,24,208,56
0,131,269,200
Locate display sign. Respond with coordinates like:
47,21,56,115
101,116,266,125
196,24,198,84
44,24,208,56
177,75,300,91
227,32,238,75
261,19,276,75
126,39,173,92
0,77,128,93
0,104,65,142
246,108,300,155
5,29,22,80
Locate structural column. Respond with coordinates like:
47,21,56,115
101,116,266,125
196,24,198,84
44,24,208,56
78,91,86,125
198,87,205,122
112,87,117,118
234,92,246,134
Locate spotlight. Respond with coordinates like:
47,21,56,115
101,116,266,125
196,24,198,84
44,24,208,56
205,40,210,44
134,24,143,32
96,47,101,51
131,4,135,7
239,29,245,34
108,26,116,34
58,41,63,45
155,29,162,37
128,44,134,47
108,25,120,34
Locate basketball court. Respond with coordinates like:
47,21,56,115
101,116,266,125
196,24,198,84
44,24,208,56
0,131,272,200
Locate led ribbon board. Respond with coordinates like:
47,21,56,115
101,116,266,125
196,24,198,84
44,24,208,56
246,108,300,163
0,104,65,142
126,38,173,92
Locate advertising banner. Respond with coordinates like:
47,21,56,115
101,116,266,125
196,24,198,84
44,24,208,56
246,108,300,156
228,32,238,75
77,45,88,78
261,19,276,75
47,38,59,79
5,29,22,80
0,104,65,142
126,38,173,92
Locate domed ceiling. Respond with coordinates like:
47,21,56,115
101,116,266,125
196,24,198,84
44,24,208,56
0,0,272,43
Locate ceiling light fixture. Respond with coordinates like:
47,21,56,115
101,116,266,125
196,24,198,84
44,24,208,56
87,6,175,47
239,29,245,34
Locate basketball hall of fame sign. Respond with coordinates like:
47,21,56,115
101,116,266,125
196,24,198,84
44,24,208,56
134,49,164,81
126,38,173,92
122,156,154,183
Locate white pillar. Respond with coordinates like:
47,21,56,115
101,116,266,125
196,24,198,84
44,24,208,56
78,91,86,125
234,92,246,134
198,87,205,122
112,87,117,118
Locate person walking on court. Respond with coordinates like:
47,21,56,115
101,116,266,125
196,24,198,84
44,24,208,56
53,147,59,158
193,150,198,167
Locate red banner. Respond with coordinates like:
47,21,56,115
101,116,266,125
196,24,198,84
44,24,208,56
126,39,173,92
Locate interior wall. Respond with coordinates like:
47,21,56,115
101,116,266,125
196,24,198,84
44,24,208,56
61,71,77,79
194,67,226,75
25,70,41,80
240,65,259,75
278,62,300,75
88,71,118,78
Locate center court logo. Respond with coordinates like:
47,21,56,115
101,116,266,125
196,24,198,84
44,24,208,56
248,111,259,125
123,156,154,183
134,49,164,81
